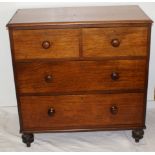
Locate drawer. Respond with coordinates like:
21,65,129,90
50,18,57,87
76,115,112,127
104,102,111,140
82,27,148,57
16,60,146,94
20,93,144,130
12,29,80,60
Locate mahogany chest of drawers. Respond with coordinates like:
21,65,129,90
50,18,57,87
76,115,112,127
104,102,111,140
7,5,152,147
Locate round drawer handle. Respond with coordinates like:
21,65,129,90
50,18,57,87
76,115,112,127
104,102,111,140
48,107,55,116
110,105,118,115
111,39,120,47
111,72,119,81
44,75,53,83
42,41,51,49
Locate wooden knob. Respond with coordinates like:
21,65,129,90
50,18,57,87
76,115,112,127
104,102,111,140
111,72,119,81
42,41,51,49
111,39,120,47
110,105,118,115
44,75,53,83
48,107,55,116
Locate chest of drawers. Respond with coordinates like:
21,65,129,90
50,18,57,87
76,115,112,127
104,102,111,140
7,5,152,147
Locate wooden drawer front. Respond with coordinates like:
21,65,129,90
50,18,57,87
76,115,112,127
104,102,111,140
12,29,80,60
16,60,146,94
82,27,148,57
20,93,144,130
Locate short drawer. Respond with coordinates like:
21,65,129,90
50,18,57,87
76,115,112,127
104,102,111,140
16,60,146,94
82,27,148,57
12,29,80,60
20,93,144,131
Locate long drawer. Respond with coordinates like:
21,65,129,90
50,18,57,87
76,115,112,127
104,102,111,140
16,60,146,94
20,93,144,131
16,60,146,93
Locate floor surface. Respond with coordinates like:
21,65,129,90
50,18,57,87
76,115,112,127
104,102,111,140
0,105,155,151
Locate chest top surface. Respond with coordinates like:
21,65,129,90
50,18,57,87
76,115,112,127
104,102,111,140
7,5,152,28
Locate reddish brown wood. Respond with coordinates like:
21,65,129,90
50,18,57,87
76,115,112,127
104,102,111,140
12,29,80,60
8,29,24,132
82,27,148,57
8,23,152,30
22,126,146,134
20,93,144,131
111,39,120,47
14,56,147,63
15,60,146,94
7,6,152,145
48,107,55,117
142,24,152,125
42,41,51,49
7,5,152,29
110,105,118,115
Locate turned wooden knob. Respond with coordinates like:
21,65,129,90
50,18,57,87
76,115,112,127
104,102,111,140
110,105,118,115
111,39,120,47
48,107,55,116
44,75,53,83
111,72,119,81
42,41,51,49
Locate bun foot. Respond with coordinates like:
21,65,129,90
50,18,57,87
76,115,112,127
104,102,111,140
22,133,34,147
132,129,144,143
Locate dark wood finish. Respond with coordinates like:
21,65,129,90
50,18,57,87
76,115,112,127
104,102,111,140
110,105,118,115
42,40,51,49
48,107,55,117
20,93,144,131
8,29,24,133
18,89,145,97
13,56,147,63
111,72,120,81
83,27,148,57
16,60,146,94
12,29,80,60
7,6,152,146
132,129,144,143
142,25,152,128
8,23,152,30
22,133,34,147
22,125,146,133
111,39,120,47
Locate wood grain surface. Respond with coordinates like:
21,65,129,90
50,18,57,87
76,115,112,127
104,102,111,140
83,27,148,57
20,93,144,130
7,6,152,136
16,60,146,94
7,6,152,28
12,29,80,60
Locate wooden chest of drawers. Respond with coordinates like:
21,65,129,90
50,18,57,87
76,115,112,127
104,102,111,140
7,5,152,147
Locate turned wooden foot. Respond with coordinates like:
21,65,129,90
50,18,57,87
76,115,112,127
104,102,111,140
22,133,34,147
132,129,144,143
